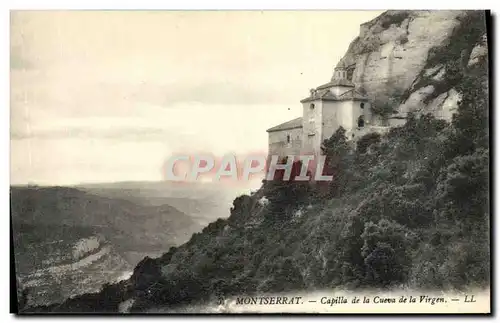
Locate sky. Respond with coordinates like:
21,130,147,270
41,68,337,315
10,10,384,185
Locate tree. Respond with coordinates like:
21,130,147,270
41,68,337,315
356,132,381,154
263,160,311,224
321,127,350,197
435,148,489,228
361,219,415,286
446,55,488,158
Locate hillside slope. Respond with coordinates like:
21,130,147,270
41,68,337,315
22,10,490,313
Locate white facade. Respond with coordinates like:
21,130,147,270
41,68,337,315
267,66,389,157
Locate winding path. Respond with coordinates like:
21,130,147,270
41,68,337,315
30,246,111,277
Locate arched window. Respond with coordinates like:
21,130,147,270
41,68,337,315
357,116,365,128
310,103,315,110
286,134,291,143
360,102,365,109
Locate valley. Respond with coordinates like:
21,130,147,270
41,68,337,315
11,182,252,307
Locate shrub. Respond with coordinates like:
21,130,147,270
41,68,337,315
357,132,381,154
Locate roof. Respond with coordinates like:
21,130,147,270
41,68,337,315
335,60,349,69
338,89,368,100
317,78,355,89
266,117,303,133
301,88,368,103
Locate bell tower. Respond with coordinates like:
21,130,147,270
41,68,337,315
332,66,348,81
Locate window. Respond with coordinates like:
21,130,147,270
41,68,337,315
360,102,365,109
357,116,365,128
286,134,291,143
310,103,315,110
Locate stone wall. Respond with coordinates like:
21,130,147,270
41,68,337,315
321,100,372,142
268,127,303,158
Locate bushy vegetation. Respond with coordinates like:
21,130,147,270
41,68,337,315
380,11,412,29
401,11,487,105
371,101,399,122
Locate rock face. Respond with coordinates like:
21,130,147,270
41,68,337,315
19,240,132,307
337,10,488,125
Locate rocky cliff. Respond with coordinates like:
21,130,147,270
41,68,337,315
338,10,488,124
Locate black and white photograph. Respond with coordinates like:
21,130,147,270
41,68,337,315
9,9,491,314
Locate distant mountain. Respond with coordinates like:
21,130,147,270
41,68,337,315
11,185,203,306
78,180,258,227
